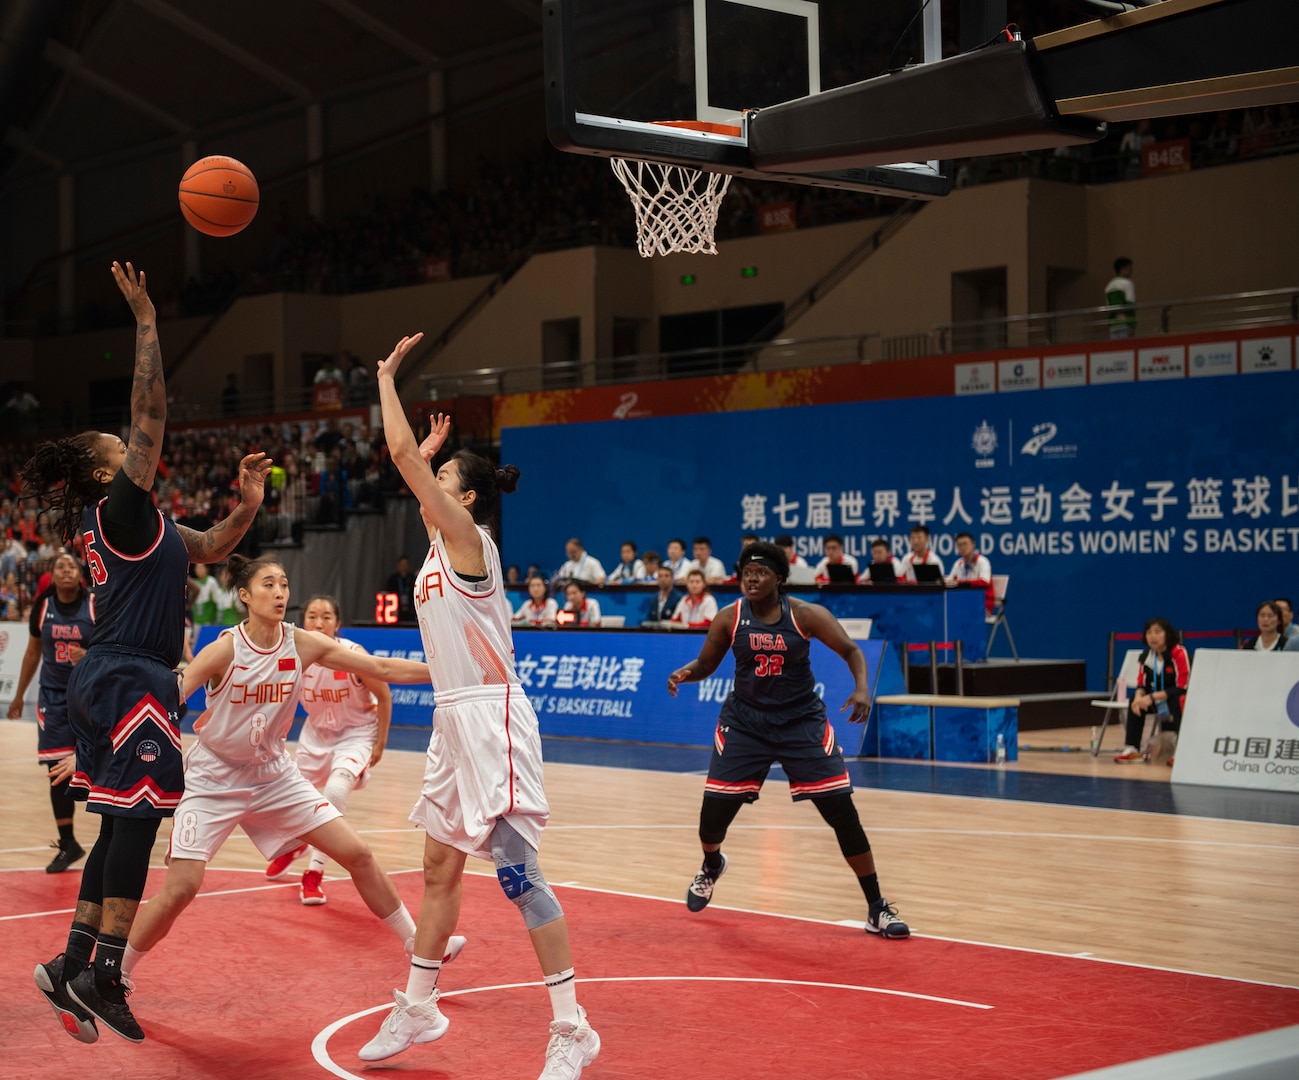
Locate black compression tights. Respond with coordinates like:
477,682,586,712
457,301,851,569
78,814,162,906
811,792,871,859
698,795,745,846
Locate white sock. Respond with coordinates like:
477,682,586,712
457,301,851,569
307,847,327,873
383,904,417,946
544,968,579,1024
404,955,442,1000
122,942,147,980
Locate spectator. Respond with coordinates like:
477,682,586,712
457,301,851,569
221,374,241,417
664,538,691,582
605,541,645,585
385,555,417,622
557,537,606,586
504,564,522,585
671,568,718,628
774,534,810,575
644,565,683,624
901,524,944,581
1104,257,1136,339
1117,119,1153,179
947,532,994,611
690,536,727,584
639,550,663,584
729,532,760,579
1115,617,1190,765
1274,597,1297,642
862,538,905,584
1241,601,1286,651
813,534,859,584
312,356,346,410
562,580,601,627
513,574,559,627
347,352,372,407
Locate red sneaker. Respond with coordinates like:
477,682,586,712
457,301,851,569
266,843,308,880
300,869,326,906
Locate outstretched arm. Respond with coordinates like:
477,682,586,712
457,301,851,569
376,335,481,558
795,601,872,723
295,627,430,685
111,261,165,492
176,453,274,563
667,606,735,695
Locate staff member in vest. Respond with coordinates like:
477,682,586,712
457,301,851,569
901,524,944,581
946,532,994,612
513,574,560,627
1115,617,1190,764
7,552,95,873
25,262,272,1046
666,541,910,939
562,580,601,627
670,568,718,627
1241,601,1286,652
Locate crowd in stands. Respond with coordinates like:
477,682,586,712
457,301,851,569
100,103,1295,327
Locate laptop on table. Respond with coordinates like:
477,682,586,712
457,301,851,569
866,562,897,584
913,563,943,583
825,563,857,585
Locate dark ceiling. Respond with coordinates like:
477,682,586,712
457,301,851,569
0,0,543,185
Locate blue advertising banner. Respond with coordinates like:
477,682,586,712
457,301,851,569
186,626,893,755
502,371,1299,688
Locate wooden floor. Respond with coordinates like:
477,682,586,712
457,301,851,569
2,720,1297,990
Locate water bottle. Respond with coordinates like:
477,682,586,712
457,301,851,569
1116,676,1128,704
995,732,1006,765
1090,726,1099,754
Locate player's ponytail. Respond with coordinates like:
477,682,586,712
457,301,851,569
451,450,519,533
19,431,108,545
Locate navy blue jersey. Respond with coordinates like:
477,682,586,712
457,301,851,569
729,597,816,710
30,588,94,693
81,497,189,667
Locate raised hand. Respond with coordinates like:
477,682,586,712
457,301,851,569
235,452,273,511
110,260,156,324
376,332,424,381
418,413,452,464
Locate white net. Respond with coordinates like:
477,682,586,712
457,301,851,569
610,158,732,257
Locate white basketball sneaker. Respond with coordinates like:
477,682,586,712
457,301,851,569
538,1005,601,1079
357,989,449,1062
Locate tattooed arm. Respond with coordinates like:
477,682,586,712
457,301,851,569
177,453,274,564
110,261,165,492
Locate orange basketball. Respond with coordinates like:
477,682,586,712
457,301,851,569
178,155,259,237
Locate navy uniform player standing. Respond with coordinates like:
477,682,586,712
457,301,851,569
6,552,96,872
667,541,910,938
22,261,271,1044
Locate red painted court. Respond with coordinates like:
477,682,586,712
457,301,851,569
3,866,1297,1079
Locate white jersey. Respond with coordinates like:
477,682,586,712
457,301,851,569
199,622,301,767
300,636,377,733
415,527,520,691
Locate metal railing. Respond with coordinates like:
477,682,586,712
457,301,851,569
933,287,1299,354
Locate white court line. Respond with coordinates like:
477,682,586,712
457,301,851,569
311,976,992,1080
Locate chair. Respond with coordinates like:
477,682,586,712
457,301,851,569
985,574,1018,660
1090,649,1143,756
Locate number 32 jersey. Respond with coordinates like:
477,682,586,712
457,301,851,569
729,596,816,711
199,623,301,767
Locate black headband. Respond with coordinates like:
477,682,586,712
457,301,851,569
744,556,781,572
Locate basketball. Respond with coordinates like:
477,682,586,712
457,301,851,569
178,155,259,237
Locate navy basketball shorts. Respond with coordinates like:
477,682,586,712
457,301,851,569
67,648,184,819
37,686,76,763
704,694,853,803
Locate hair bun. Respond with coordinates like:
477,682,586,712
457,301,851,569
496,464,520,494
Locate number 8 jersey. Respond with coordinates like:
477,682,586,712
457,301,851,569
199,623,301,767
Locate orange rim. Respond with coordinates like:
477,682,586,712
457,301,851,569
651,119,744,138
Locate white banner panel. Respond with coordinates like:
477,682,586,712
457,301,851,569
1171,650,1299,792
1042,355,1087,389
1089,350,1134,384
1137,345,1186,380
0,626,39,714
954,362,995,395
1240,336,1293,373
1187,340,1237,377
997,357,1040,391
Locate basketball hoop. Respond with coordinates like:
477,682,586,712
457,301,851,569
609,120,740,257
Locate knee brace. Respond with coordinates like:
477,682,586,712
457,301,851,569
698,795,744,847
490,819,563,930
322,769,356,814
101,816,162,901
812,792,871,859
